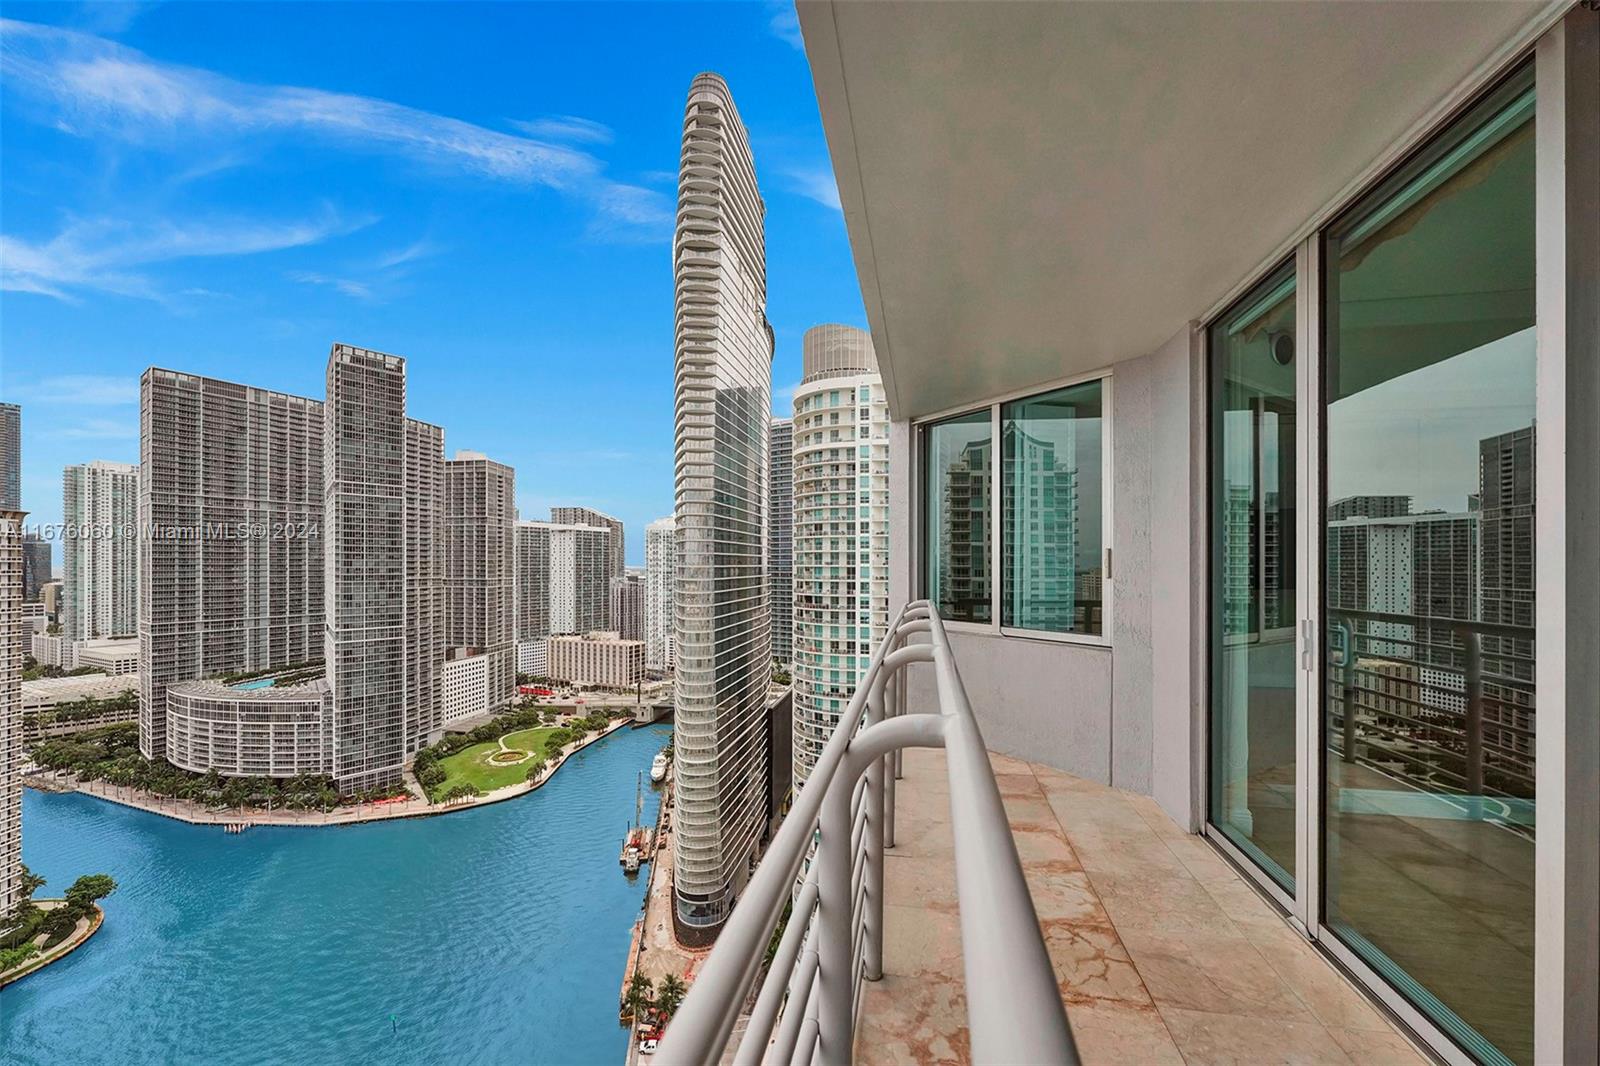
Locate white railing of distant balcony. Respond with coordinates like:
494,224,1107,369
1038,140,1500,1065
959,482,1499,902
656,600,1077,1065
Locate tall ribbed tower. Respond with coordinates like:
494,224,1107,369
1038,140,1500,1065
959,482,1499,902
791,325,889,785
672,72,773,941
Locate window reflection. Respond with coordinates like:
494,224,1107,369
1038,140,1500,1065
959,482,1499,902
1209,264,1297,890
1323,65,1535,1066
923,412,992,623
1002,380,1104,635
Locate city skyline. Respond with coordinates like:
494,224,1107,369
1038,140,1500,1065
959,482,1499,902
0,4,867,567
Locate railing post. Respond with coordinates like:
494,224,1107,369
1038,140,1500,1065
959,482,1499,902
863,671,888,982
1463,627,1485,798
883,667,897,850
1341,661,1357,764
815,736,856,1066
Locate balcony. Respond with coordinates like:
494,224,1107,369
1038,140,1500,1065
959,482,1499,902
658,604,1423,1065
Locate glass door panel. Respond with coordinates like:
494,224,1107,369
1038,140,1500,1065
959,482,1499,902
1209,262,1298,891
1322,65,1536,1066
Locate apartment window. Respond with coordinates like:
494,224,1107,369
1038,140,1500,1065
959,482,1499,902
922,375,1110,637
1002,380,1104,636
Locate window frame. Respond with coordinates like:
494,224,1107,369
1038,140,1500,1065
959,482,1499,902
915,366,1114,648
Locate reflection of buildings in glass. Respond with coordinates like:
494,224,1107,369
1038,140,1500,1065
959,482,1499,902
1478,426,1535,767
1328,494,1412,521
1002,423,1077,630
1221,483,1254,637
939,437,991,619
1326,422,1537,798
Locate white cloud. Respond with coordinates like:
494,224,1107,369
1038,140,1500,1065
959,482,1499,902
509,115,614,145
373,237,440,270
1,18,667,239
287,270,373,300
784,165,842,211
8,374,139,405
587,182,673,242
768,2,804,50
2,208,372,302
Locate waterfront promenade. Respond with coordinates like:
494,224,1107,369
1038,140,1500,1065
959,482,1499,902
0,901,105,989
23,719,632,829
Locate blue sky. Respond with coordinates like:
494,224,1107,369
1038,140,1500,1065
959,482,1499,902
0,0,864,567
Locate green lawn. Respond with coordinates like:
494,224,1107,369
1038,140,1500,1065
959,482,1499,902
433,726,561,796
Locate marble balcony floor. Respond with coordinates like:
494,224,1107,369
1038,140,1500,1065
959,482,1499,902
855,748,1431,1066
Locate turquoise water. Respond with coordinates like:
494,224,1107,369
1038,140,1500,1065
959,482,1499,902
230,677,276,690
2,725,668,1066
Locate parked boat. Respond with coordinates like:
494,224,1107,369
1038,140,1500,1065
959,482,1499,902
649,750,668,783
619,773,653,875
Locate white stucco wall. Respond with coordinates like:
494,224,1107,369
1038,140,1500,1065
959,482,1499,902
889,324,1202,825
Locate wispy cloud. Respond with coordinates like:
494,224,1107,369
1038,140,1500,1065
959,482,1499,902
8,374,139,405
509,114,613,145
1,18,667,239
783,165,842,211
2,208,372,302
287,270,373,300
373,237,440,270
768,2,804,50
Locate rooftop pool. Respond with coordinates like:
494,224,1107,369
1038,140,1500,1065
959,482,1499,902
229,677,276,690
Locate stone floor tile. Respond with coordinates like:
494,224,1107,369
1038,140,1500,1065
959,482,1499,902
1041,918,1153,1007
1158,1006,1354,1066
1066,1001,1186,1066
1323,1025,1431,1066
1118,926,1316,1021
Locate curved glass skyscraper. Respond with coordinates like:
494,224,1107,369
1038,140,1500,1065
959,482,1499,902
672,72,773,939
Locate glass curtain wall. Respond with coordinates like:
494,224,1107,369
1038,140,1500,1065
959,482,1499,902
1002,381,1104,636
923,411,993,623
1208,263,1298,890
1322,65,1536,1066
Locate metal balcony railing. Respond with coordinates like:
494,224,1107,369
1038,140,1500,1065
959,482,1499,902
656,600,1076,1066
1327,606,1536,817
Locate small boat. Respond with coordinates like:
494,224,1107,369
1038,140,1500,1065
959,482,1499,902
650,750,668,783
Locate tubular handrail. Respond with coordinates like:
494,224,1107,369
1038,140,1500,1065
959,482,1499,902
656,601,1078,1065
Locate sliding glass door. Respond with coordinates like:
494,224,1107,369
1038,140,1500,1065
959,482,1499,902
1209,61,1540,1066
1208,264,1299,892
1321,65,1536,1066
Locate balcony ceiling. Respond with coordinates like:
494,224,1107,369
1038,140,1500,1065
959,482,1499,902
798,0,1553,420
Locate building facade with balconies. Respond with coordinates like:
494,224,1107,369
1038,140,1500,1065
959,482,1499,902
672,71,775,941
663,6,1600,1064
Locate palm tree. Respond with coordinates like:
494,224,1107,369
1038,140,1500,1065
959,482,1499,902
625,973,654,1020
656,974,687,1019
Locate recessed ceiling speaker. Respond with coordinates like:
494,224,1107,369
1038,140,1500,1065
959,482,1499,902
1267,331,1295,366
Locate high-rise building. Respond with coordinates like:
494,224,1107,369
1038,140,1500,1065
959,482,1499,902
0,404,19,512
644,515,676,673
0,507,22,915
515,519,611,670
1328,495,1413,521
405,418,446,747
611,572,644,642
61,460,138,642
1478,426,1536,772
21,534,50,602
550,506,624,581
139,369,324,762
324,345,443,792
672,72,773,939
940,436,992,620
444,451,516,714
768,418,793,664
790,325,889,785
